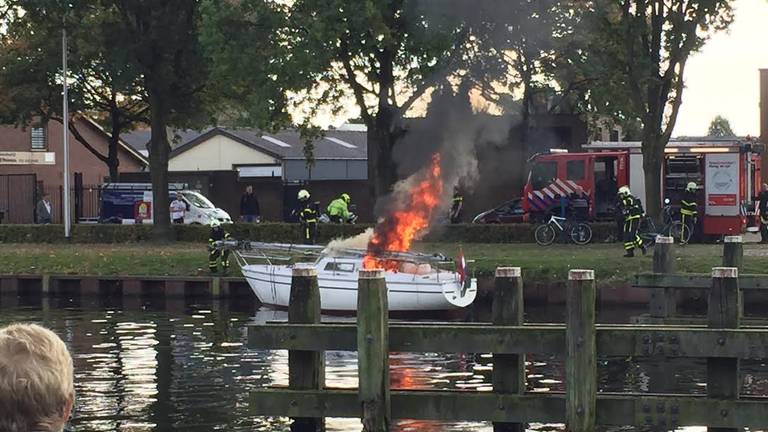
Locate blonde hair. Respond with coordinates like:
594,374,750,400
0,323,74,432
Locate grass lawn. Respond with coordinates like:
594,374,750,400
0,241,767,283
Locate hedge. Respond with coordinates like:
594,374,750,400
0,222,619,244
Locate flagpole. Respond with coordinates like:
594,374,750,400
62,23,71,238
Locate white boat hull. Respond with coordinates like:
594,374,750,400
241,263,477,312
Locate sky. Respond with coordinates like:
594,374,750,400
673,0,768,137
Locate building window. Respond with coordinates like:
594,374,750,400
31,127,46,150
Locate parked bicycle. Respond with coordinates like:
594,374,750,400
534,215,593,246
638,199,692,245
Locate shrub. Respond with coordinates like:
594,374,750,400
0,222,619,244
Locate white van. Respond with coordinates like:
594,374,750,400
100,183,232,225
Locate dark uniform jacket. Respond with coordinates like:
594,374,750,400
298,201,318,225
619,195,643,220
209,226,230,245
756,191,768,215
680,190,698,216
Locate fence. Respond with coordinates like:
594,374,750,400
247,255,768,431
48,184,101,224
0,174,36,223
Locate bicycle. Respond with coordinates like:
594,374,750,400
534,215,593,246
637,200,692,246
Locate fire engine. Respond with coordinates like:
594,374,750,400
521,138,763,237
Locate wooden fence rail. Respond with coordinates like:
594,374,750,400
248,261,768,431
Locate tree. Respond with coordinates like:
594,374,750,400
572,0,734,219
0,0,148,182
208,0,467,198
708,115,735,137
110,0,212,240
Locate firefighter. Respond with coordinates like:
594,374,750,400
755,183,768,243
618,186,646,257
327,193,352,223
207,219,231,273
679,182,699,243
297,189,318,244
450,187,463,224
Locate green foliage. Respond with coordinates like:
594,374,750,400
708,115,736,137
0,0,148,180
0,222,617,244
567,0,735,218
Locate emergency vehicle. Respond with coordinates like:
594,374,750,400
521,138,763,237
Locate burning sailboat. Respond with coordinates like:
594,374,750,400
230,153,477,312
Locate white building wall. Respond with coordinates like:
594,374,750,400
169,135,278,171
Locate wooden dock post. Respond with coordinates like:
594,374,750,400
288,265,325,432
357,269,390,432
650,236,676,318
722,236,744,318
491,267,524,432
566,269,596,432
708,267,740,432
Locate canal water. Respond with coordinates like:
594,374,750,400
1,298,767,432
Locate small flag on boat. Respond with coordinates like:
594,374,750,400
456,248,467,284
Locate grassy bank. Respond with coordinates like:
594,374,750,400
2,242,767,284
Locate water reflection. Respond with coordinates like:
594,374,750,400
0,301,765,431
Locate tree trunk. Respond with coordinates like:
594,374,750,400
367,105,399,200
641,136,664,222
148,90,172,241
107,110,121,183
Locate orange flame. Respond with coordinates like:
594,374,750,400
363,153,443,270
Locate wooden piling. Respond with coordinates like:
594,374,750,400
491,267,524,432
722,236,744,319
566,269,596,432
650,236,676,318
357,269,390,432
288,265,325,432
707,267,740,432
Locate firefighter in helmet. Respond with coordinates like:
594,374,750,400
208,219,231,273
755,183,768,243
327,193,353,223
617,186,646,257
297,189,318,244
679,182,699,243
450,186,464,224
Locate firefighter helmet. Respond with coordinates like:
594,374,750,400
297,189,310,201
341,193,350,203
618,186,631,196
686,182,697,192
210,219,221,228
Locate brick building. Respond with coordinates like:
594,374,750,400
0,116,147,223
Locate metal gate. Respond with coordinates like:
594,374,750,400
0,174,37,223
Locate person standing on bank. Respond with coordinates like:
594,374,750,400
296,189,318,245
450,186,463,224
679,182,699,243
36,193,53,224
208,219,231,273
617,186,646,257
755,183,768,243
170,192,187,224
240,185,261,223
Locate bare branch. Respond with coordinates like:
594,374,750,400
50,115,108,163
338,38,373,126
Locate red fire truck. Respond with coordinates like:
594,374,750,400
521,138,763,236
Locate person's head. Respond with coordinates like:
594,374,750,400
341,193,350,204
686,182,697,192
618,186,630,197
175,192,183,201
297,189,310,202
763,183,768,192
0,323,74,432
210,219,221,229
245,185,253,194
43,194,50,202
